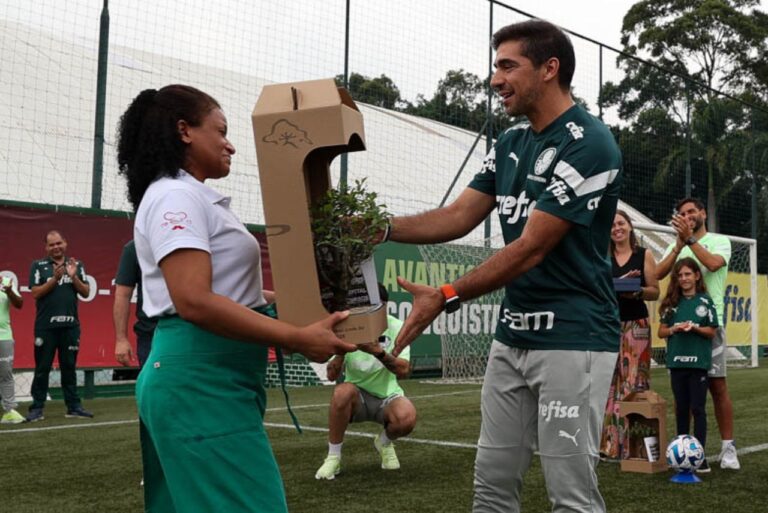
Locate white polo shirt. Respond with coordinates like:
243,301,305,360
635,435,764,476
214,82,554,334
134,170,266,317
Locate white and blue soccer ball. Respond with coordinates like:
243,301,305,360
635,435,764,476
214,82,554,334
666,434,704,472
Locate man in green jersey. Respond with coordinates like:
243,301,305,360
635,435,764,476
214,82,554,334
315,286,416,480
114,240,157,371
26,230,93,422
383,20,621,512
1,274,25,424
656,197,740,470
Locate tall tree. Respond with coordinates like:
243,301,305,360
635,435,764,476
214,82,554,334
604,0,768,231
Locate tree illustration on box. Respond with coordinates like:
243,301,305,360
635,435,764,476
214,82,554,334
311,179,390,311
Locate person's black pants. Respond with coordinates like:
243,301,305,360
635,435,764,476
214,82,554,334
670,367,708,449
30,327,81,410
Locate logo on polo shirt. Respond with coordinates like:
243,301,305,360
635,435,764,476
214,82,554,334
161,212,191,231
534,148,557,175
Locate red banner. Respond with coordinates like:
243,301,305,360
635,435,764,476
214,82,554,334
0,204,271,369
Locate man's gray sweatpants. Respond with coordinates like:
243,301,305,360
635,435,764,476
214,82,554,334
0,339,17,411
473,341,617,513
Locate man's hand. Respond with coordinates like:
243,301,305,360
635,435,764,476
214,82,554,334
356,341,383,356
115,338,134,366
65,258,78,278
291,311,358,363
53,264,66,282
392,276,444,357
1,279,13,295
670,214,692,242
326,355,345,382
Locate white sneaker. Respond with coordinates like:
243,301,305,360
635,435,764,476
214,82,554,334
315,455,341,480
374,434,400,470
719,442,741,470
1,409,26,424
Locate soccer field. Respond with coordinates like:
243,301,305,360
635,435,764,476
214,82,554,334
2,363,767,513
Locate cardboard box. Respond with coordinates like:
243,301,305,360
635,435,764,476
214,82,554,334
618,390,668,473
252,78,387,344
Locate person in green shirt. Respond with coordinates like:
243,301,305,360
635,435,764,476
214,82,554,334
0,274,25,424
26,230,93,422
113,239,157,370
383,20,621,512
656,197,740,470
315,285,416,480
659,257,718,473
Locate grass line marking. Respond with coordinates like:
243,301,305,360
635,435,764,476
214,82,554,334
0,419,138,434
266,389,480,413
264,422,478,449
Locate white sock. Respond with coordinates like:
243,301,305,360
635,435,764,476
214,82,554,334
328,442,343,457
378,431,392,447
722,439,734,449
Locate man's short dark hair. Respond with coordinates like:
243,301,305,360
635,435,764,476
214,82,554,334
491,20,575,89
675,197,706,213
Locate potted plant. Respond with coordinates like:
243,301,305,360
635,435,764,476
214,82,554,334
311,178,390,312
626,418,657,460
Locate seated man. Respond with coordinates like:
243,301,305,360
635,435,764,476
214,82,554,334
315,286,417,480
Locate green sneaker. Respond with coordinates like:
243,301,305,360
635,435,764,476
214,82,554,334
374,435,400,470
1,409,26,425
315,455,341,480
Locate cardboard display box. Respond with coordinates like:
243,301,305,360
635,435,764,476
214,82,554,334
252,78,387,344
619,390,668,473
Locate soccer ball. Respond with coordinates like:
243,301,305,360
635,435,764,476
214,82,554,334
666,434,704,472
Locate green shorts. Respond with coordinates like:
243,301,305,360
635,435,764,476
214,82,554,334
136,317,287,513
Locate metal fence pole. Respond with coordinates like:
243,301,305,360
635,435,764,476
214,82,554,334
484,0,494,242
685,82,692,197
598,45,603,120
340,0,351,188
90,0,110,209
752,107,758,240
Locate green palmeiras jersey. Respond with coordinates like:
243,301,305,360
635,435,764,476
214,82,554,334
663,232,731,323
661,293,718,370
115,240,157,337
469,104,622,351
29,257,87,330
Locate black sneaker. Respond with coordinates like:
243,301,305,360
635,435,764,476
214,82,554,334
65,407,94,419
696,459,711,474
26,408,45,422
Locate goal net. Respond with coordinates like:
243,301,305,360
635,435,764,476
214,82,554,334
419,224,759,383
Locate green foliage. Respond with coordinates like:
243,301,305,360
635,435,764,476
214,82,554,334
602,0,768,263
334,72,403,109
311,179,390,310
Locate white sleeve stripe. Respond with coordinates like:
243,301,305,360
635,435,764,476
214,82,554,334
554,161,620,197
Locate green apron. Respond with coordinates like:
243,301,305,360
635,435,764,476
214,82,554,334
136,316,287,513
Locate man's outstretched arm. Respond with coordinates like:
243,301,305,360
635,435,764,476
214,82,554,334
393,209,572,355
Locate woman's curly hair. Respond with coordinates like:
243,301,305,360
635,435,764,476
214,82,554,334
116,84,220,210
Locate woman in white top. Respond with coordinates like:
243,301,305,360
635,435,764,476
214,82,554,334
116,84,356,513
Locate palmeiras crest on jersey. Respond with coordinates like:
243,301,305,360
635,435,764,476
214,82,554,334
534,147,557,175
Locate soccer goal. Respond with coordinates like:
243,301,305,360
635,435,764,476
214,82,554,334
419,224,760,383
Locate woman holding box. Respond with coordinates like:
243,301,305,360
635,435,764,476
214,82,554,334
117,84,356,513
600,209,659,459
